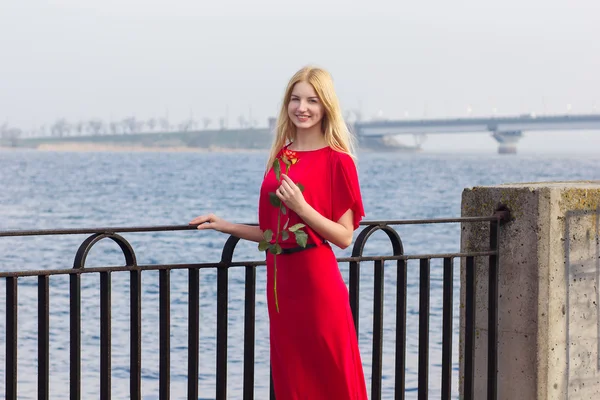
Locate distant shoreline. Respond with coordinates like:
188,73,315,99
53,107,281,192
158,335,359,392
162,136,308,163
0,143,268,153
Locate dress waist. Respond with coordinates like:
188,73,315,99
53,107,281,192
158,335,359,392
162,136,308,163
277,238,328,254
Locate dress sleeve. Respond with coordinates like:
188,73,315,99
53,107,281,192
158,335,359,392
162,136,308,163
331,152,365,230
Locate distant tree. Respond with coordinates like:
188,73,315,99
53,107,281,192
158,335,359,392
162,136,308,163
88,119,104,135
122,117,137,134
109,122,119,135
37,125,46,137
179,118,197,132
182,120,190,131
159,118,170,132
12,128,23,139
51,119,69,137
219,117,227,130
202,117,211,129
1,126,23,146
135,120,145,133
75,121,85,136
147,118,157,131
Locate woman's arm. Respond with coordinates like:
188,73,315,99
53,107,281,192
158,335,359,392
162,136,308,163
276,174,355,249
189,214,264,243
296,205,355,249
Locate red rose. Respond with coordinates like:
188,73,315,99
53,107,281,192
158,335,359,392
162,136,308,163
282,149,299,165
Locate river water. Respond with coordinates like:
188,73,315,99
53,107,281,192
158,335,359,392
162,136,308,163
1,149,599,399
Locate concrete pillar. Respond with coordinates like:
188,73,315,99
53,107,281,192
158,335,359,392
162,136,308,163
460,182,600,400
492,130,522,154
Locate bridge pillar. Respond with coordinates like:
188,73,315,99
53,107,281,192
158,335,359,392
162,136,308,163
492,131,522,154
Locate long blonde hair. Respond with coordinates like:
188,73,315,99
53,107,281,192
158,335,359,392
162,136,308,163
265,66,356,170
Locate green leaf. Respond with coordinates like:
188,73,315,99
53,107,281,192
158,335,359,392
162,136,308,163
269,244,282,255
281,231,289,241
280,204,286,215
269,192,281,208
296,183,305,192
258,240,270,252
263,229,273,242
288,223,306,232
273,159,281,181
294,230,308,248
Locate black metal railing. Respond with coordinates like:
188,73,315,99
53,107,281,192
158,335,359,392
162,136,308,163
0,208,510,400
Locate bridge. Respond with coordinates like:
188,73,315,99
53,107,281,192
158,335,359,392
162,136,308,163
353,114,600,153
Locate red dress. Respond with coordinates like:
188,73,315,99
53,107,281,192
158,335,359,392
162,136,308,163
258,145,368,400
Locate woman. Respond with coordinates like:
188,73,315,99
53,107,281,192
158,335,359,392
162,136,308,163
190,66,368,399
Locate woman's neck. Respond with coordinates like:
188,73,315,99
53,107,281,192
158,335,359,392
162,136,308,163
288,127,327,151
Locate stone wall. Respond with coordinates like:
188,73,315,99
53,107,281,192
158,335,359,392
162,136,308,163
460,182,600,400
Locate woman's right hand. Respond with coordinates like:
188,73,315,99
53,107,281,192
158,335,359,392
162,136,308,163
189,213,231,233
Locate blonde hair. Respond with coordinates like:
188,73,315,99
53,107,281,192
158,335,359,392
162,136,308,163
265,66,356,170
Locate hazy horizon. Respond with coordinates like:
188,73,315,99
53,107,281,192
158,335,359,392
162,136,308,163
2,0,599,151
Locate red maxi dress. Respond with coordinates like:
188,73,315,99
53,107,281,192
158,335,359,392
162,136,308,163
258,145,368,400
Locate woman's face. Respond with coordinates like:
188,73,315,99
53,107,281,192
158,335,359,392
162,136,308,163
287,81,324,132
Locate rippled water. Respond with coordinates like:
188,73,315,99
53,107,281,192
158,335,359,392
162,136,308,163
1,149,599,399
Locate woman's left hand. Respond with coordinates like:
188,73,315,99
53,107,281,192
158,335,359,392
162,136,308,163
276,174,307,214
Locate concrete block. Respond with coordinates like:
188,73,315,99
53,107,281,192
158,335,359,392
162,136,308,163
460,181,600,400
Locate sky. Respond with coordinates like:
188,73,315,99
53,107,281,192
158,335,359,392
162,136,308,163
1,0,599,152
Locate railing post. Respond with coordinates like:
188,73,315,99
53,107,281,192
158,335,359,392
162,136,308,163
130,270,142,400
38,275,50,400
159,269,171,400
395,257,407,400
70,272,81,400
463,256,475,400
188,268,200,400
371,259,384,400
6,277,18,400
487,206,509,400
417,258,431,400
440,257,454,400
100,271,112,399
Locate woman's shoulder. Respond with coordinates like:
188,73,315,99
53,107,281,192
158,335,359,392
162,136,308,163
329,148,357,166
